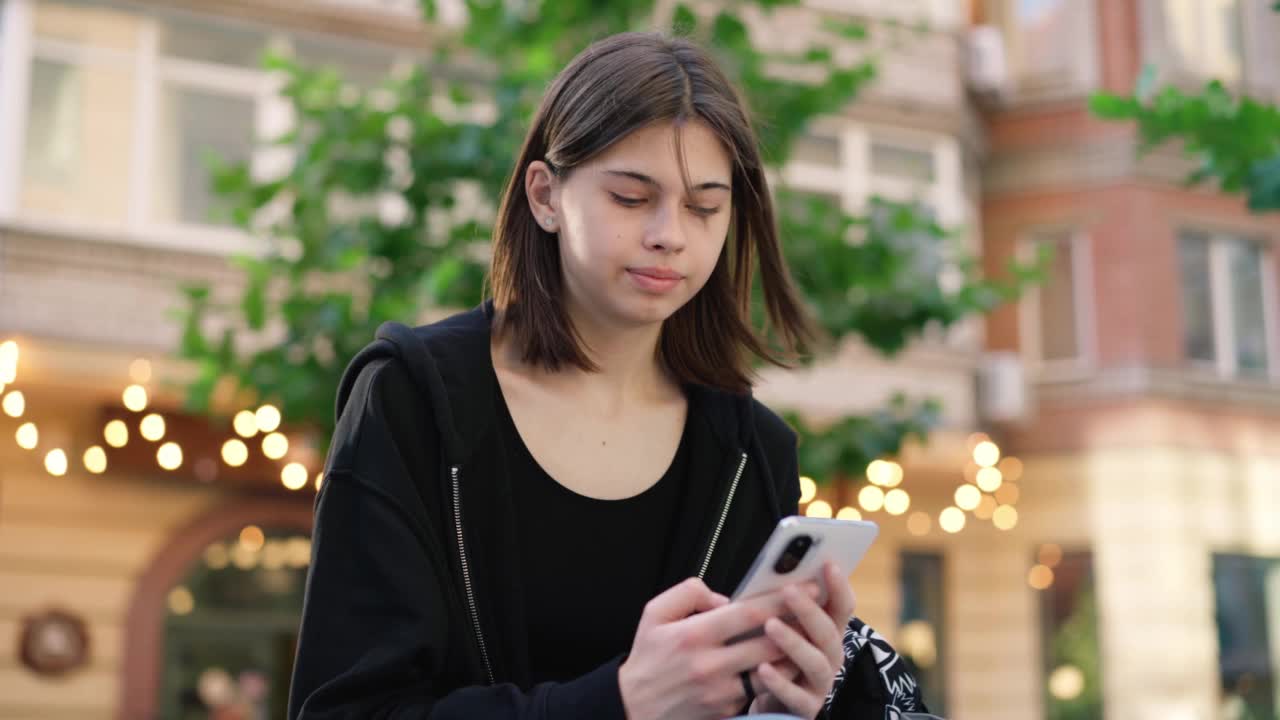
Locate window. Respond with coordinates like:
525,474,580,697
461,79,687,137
1039,550,1103,720
1177,229,1276,379
153,81,257,226
1213,554,1280,720
899,552,947,715
991,0,1098,95
1021,229,1092,371
1163,0,1243,83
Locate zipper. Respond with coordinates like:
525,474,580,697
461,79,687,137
697,451,749,579
451,465,496,685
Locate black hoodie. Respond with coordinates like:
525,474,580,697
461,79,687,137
288,302,802,719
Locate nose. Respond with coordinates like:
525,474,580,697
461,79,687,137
642,201,687,254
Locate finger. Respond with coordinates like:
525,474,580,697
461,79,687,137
823,562,857,627
707,632,787,675
688,587,796,644
749,659,800,693
764,615,832,689
783,584,842,669
757,661,821,719
642,578,728,626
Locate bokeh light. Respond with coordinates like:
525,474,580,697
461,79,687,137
805,499,833,518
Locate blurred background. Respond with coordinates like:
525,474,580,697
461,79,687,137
0,0,1278,718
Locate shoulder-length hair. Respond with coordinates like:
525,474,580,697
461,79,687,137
489,31,813,394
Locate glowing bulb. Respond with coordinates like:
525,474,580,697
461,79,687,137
836,506,861,521
805,500,833,518
882,461,903,488
992,504,1018,530
995,482,1020,505
104,419,128,448
204,543,229,570
129,358,153,383
16,422,38,450
83,446,107,474
954,484,981,511
255,404,281,433
1038,544,1063,568
44,448,68,476
883,488,910,515
858,485,885,512
281,462,308,490
233,410,258,438
939,507,966,534
907,511,931,536
221,439,248,467
167,586,195,615
0,340,18,384
976,466,1003,492
866,460,888,486
157,442,183,470
122,384,148,412
973,440,1000,468
2,389,24,418
139,413,166,441
974,494,998,520
1028,564,1054,590
1048,665,1085,701
239,525,265,552
799,475,817,504
998,456,1023,482
262,432,289,460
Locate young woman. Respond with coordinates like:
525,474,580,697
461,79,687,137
288,31,858,720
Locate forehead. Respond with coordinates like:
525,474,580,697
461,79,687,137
586,120,732,190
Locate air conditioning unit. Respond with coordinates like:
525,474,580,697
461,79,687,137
976,351,1028,424
965,25,1010,101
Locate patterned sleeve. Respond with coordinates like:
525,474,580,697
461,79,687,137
821,617,930,719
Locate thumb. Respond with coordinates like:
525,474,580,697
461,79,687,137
642,577,729,625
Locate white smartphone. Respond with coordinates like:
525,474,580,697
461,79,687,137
730,516,879,607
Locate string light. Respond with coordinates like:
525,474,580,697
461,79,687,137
239,525,266,552
203,543,230,570
255,404,282,433
281,462,308,491
129,358,153,384
858,485,885,513
976,467,1003,493
2,389,24,418
139,413,166,442
167,586,195,615
45,449,68,476
83,446,107,474
104,420,128,448
221,439,249,467
836,506,861,521
1038,544,1063,568
157,442,183,470
1028,564,1054,590
997,456,1023,482
1048,665,1085,701
954,484,981,511
939,507,965,533
262,432,289,460
0,340,18,384
16,422,38,450
995,483,1020,505
799,475,817,504
974,494,998,520
973,440,1000,468
233,410,258,438
805,500,833,518
883,488,910,515
122,384,149,412
993,504,1018,530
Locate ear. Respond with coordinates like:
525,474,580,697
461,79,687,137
525,160,560,232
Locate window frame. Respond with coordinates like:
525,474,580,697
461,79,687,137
1176,227,1280,382
1017,226,1097,380
985,0,1101,100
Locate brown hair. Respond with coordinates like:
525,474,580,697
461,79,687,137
488,31,813,394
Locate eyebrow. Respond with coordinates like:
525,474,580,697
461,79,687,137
603,169,731,193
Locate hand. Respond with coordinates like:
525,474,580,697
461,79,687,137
619,577,790,720
747,562,856,719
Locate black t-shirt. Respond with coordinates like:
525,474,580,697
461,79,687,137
494,386,691,685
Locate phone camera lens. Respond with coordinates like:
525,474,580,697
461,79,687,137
773,535,813,574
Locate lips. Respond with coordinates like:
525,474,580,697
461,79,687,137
626,267,685,293
628,267,684,280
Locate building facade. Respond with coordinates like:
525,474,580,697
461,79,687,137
0,0,1277,718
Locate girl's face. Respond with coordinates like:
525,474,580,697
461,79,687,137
530,120,734,331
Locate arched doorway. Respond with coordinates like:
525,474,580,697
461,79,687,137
120,499,312,720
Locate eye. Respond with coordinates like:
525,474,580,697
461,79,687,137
609,192,645,207
688,205,721,218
